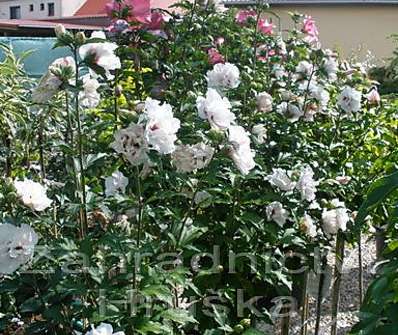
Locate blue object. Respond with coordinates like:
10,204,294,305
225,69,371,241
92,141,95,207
0,37,71,77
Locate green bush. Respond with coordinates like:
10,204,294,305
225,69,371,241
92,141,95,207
0,1,397,334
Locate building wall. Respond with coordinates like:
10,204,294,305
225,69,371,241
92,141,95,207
60,0,85,17
0,0,85,19
269,5,398,62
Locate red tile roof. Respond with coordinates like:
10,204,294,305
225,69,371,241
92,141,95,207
74,0,179,16
75,0,108,16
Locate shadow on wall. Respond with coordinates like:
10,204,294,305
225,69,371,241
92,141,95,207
0,37,71,77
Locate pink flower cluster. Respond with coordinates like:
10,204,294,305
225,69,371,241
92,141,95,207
207,37,225,65
208,48,225,65
302,15,319,44
105,0,165,32
235,10,256,24
235,10,274,35
258,18,274,35
256,45,276,62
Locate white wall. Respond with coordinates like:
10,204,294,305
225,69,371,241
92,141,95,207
61,0,85,17
0,0,85,19
270,5,398,62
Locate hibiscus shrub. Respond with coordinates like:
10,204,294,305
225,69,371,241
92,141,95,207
0,0,396,334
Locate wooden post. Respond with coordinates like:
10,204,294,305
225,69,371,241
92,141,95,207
281,312,290,335
331,232,345,335
300,270,309,335
314,255,327,335
358,231,363,305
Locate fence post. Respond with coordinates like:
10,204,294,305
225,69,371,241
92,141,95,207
300,270,309,335
331,232,345,335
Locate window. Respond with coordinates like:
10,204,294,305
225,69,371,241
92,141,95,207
29,4,34,12
40,3,45,11
48,3,55,16
9,6,21,19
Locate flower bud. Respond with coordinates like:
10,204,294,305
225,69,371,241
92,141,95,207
75,31,86,45
115,85,123,97
252,124,267,144
113,19,129,33
233,325,244,333
54,24,66,38
366,89,381,106
239,319,251,328
335,175,351,185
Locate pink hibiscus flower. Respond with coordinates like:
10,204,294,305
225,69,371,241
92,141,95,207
105,0,151,24
258,18,274,35
302,15,319,43
208,48,225,65
235,10,257,25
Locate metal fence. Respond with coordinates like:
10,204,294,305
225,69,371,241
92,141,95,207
0,37,70,77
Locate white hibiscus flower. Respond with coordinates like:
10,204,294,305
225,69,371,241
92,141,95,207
196,88,235,130
85,323,125,335
32,56,75,103
14,179,52,211
299,213,317,238
105,171,129,197
0,224,38,275
79,75,101,109
171,143,214,173
110,124,149,165
207,62,240,90
296,166,318,202
322,199,350,235
79,31,121,79
141,98,180,155
277,102,304,123
323,56,338,81
228,125,256,175
295,60,314,78
266,202,288,227
266,168,295,192
252,124,267,144
256,92,273,113
338,86,362,113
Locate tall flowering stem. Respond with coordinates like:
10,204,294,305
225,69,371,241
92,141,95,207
65,91,74,146
73,47,88,239
2,128,12,177
180,0,198,63
331,232,345,335
5,135,12,177
252,3,263,76
175,164,214,249
175,190,198,249
65,90,79,217
302,60,317,112
133,166,144,290
38,112,46,181
113,71,120,130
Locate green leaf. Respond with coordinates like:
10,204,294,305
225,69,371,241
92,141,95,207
140,285,173,305
160,309,197,324
85,153,107,169
356,171,398,225
243,329,267,335
20,297,43,313
137,321,173,334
